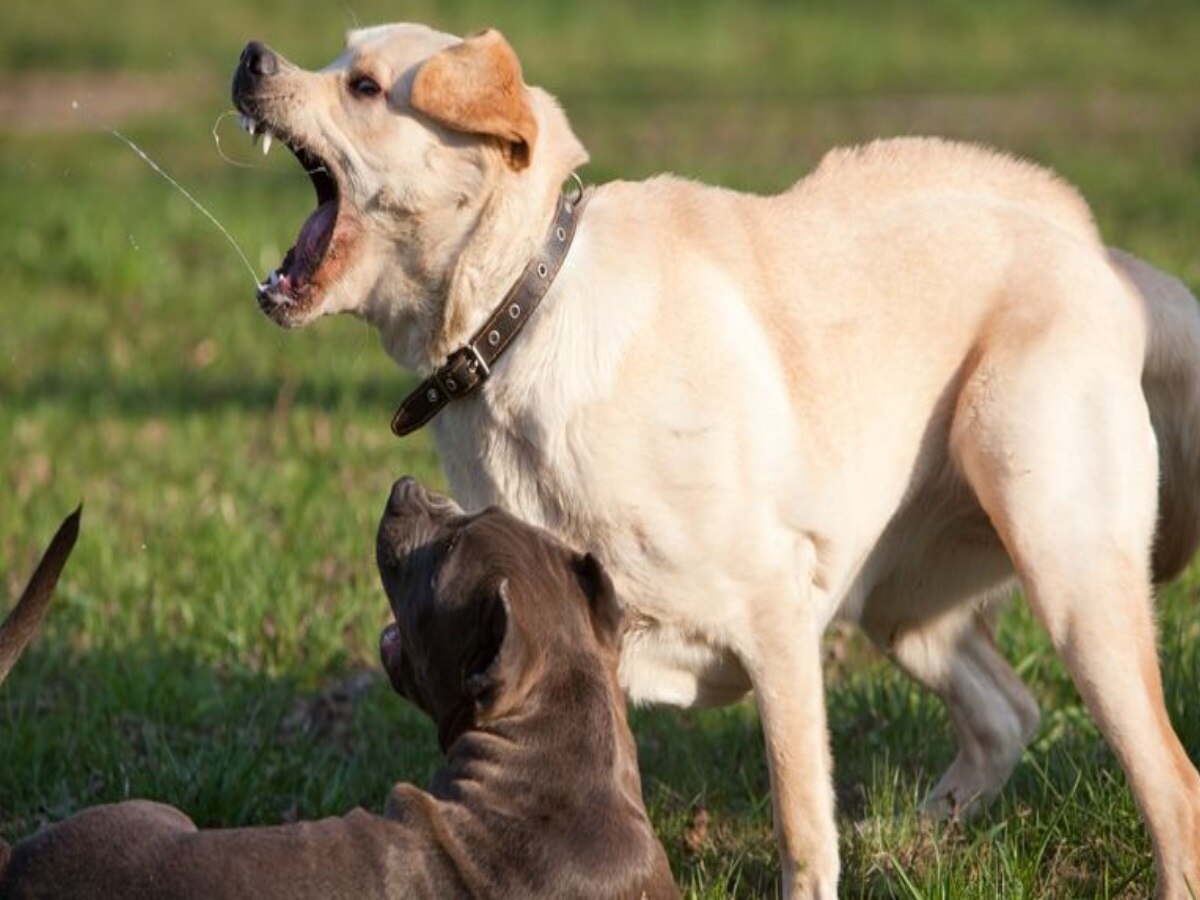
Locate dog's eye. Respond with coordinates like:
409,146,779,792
349,75,382,99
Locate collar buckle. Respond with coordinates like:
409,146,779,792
435,342,491,400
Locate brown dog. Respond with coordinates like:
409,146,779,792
0,485,677,900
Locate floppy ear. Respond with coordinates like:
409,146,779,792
463,579,522,710
572,552,622,650
410,28,538,170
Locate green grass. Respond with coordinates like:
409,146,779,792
2,1,1199,896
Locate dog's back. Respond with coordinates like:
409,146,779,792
795,137,1101,243
790,143,1200,583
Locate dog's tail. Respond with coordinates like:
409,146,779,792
0,506,81,686
1111,248,1200,584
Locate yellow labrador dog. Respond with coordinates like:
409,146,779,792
232,24,1200,898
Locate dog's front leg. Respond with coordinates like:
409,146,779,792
743,574,839,899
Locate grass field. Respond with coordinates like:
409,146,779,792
2,1,1199,896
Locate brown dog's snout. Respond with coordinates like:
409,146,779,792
386,478,464,519
389,476,425,514
377,479,466,599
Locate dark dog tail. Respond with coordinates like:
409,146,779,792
0,506,82,686
1111,248,1200,584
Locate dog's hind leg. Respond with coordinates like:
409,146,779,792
1110,247,1200,583
953,327,1200,897
861,602,1039,820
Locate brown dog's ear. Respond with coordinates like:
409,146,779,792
463,579,522,710
572,552,622,650
410,28,538,170
0,505,82,685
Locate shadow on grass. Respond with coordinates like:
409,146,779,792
5,608,1188,897
629,649,1182,898
629,687,959,898
632,702,779,898
4,638,782,895
0,639,439,843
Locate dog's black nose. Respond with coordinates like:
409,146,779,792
241,41,278,78
232,40,279,109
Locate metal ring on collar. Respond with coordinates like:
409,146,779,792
564,172,584,206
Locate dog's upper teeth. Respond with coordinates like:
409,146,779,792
262,133,272,156
239,114,255,134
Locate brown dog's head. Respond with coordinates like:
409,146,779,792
376,477,620,750
230,24,587,343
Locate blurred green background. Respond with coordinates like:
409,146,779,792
2,1,1198,896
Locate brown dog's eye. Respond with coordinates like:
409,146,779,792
349,75,382,98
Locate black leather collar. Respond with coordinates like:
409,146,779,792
391,187,584,437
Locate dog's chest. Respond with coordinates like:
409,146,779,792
447,439,755,707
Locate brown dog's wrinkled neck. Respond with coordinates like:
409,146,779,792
423,613,660,898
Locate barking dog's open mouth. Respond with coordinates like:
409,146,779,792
237,114,344,323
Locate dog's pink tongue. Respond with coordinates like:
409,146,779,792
291,201,336,279
381,623,401,666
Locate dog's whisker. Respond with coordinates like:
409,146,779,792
210,110,262,170
110,128,261,287
211,109,331,179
